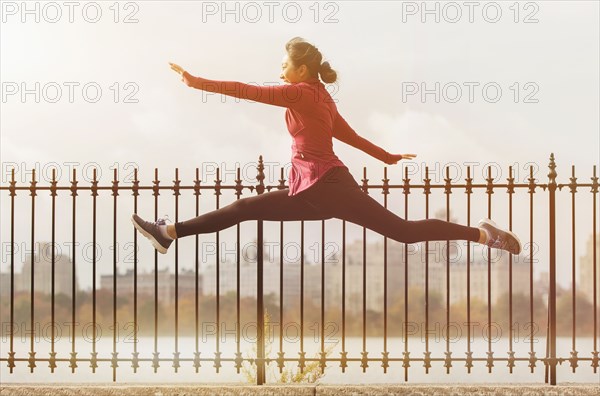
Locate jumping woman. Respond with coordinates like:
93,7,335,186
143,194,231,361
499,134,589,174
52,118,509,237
131,37,522,256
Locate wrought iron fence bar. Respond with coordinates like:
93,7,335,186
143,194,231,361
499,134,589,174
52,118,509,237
485,166,493,374
424,166,431,374
445,166,451,374
111,168,117,381
132,168,139,373
194,167,202,373
29,169,36,374
592,165,599,373
382,167,389,374
256,157,265,385
547,154,558,385
321,217,326,375
466,166,473,375
278,217,284,373
18,183,600,192
528,165,537,374
153,168,159,373
72,168,79,375
174,168,180,373
292,357,556,364
215,167,222,374
7,355,583,362
278,168,285,375
1,186,261,191
557,183,596,188
403,165,410,382
341,218,347,374
300,220,305,375
256,217,264,385
51,168,57,373
5,356,590,362
91,168,99,373
508,166,515,374
14,182,600,194
570,165,577,373
235,167,242,374
361,167,368,374
8,168,15,374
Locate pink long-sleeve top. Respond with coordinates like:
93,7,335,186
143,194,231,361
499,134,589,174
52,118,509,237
183,72,393,196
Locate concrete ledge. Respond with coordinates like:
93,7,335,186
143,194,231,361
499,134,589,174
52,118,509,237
316,384,599,395
1,384,598,396
0,384,312,396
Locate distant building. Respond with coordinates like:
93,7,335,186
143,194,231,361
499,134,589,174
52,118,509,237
198,235,533,314
579,233,600,304
100,267,200,306
321,239,407,314
318,237,531,312
404,209,532,305
199,238,410,314
201,254,309,304
448,254,531,304
0,272,11,297
0,241,78,297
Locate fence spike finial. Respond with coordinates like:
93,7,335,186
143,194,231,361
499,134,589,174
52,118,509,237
548,153,557,185
256,155,265,195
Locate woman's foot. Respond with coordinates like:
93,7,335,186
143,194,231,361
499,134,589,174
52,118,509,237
131,213,174,254
478,218,522,255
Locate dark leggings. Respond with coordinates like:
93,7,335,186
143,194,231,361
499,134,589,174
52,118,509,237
174,166,481,244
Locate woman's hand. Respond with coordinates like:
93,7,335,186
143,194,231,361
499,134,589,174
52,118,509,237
169,62,194,87
386,153,417,165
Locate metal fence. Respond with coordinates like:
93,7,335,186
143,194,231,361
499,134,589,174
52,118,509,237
0,153,598,385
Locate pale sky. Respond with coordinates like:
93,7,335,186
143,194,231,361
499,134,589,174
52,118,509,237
1,1,599,290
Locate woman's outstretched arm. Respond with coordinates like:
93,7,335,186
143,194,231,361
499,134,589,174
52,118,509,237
181,70,308,110
332,112,417,165
332,112,394,164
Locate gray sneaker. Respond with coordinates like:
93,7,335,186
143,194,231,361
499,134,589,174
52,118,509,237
478,218,522,255
131,213,173,254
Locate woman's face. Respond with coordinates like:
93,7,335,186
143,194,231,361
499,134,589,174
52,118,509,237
280,54,308,84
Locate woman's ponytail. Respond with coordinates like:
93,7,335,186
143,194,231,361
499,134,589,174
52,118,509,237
318,61,337,84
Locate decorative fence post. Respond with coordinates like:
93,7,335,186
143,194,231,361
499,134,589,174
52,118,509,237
256,155,266,385
547,153,558,385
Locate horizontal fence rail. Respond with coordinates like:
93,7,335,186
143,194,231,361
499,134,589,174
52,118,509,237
0,153,598,385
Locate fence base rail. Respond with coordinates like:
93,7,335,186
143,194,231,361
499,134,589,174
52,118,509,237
0,384,599,395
